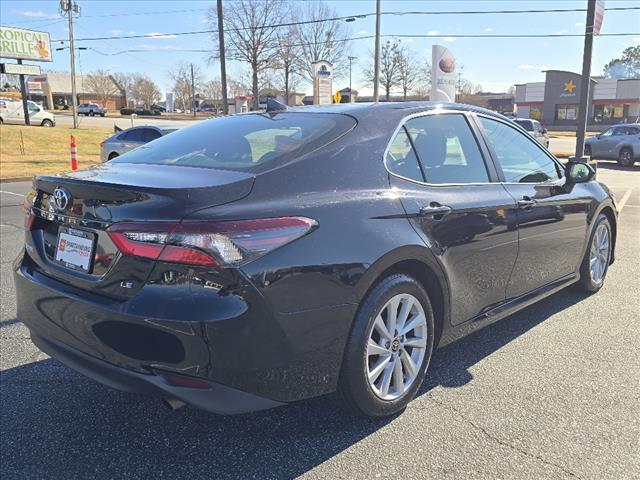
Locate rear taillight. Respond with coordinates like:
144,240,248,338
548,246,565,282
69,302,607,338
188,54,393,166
107,217,317,267
24,206,35,231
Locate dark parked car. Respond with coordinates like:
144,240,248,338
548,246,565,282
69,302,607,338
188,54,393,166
14,103,617,417
584,123,640,167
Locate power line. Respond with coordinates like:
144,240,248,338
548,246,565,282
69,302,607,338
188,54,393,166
53,6,640,43
382,6,640,16
75,31,639,59
11,4,640,27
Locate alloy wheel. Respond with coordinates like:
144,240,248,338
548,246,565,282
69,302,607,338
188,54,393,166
619,149,633,167
366,293,427,401
589,223,610,285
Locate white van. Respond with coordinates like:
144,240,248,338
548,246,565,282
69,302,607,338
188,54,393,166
0,99,56,127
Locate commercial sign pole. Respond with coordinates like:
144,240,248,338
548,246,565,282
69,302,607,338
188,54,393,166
17,59,30,125
312,61,333,105
573,0,604,161
0,26,52,126
430,45,457,102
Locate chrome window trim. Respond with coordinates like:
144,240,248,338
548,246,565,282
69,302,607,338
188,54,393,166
383,109,497,187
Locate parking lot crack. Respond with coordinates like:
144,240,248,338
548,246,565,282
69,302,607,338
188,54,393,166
424,395,583,479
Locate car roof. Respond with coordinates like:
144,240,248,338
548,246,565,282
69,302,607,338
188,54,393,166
278,101,510,122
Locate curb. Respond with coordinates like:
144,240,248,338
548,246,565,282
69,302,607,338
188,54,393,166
0,176,33,184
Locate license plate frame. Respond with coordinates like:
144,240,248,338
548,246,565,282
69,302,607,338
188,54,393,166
54,226,96,273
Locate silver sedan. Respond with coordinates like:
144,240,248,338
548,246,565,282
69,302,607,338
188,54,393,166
100,125,179,162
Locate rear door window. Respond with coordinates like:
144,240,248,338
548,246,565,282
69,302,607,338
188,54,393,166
119,129,144,142
404,114,490,184
111,113,356,171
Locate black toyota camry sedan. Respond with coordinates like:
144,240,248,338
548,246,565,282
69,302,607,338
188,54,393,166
14,102,617,417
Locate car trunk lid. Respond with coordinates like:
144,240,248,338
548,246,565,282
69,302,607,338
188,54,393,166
27,162,254,299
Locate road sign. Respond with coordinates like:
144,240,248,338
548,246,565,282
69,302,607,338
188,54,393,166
333,91,342,104
0,63,41,75
594,0,605,35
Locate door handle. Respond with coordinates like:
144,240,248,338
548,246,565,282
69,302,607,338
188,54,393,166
517,197,536,209
419,205,452,218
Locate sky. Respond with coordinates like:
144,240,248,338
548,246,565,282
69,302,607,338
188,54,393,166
1,0,639,96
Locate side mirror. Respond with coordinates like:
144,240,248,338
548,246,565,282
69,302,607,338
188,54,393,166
565,162,595,183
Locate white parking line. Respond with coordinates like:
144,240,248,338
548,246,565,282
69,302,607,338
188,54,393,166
617,187,634,212
0,190,26,198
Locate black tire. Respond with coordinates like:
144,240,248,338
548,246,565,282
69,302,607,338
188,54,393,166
576,213,611,293
618,148,634,167
107,152,119,161
41,119,53,127
584,145,592,158
89,111,95,117
100,113,105,117
338,274,435,417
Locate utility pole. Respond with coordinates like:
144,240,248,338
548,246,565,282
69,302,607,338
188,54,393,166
348,56,357,102
60,0,80,129
573,0,598,161
373,0,381,102
217,0,229,115
191,63,196,118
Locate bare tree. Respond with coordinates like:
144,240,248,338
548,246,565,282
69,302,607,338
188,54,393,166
169,62,204,112
113,72,136,105
227,78,249,97
396,46,421,100
209,0,284,110
274,26,303,105
295,1,352,83
134,77,161,108
85,70,118,106
364,40,402,101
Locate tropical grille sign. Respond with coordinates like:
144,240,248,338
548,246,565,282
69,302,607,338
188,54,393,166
0,26,52,62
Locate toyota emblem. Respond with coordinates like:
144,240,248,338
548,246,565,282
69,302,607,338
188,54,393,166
52,187,72,211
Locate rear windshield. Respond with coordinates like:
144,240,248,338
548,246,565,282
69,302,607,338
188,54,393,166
514,120,534,132
111,112,356,172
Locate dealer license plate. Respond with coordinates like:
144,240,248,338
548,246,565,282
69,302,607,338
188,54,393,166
54,227,95,272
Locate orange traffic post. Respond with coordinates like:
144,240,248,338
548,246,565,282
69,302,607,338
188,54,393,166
70,135,78,170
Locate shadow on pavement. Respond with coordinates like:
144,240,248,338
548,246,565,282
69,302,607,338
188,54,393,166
0,289,590,479
594,161,640,172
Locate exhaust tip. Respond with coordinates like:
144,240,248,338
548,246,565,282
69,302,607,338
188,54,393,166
162,397,187,411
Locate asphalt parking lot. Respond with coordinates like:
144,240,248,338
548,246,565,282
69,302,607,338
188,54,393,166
1,164,639,479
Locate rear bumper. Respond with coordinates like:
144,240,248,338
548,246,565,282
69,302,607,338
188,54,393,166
14,250,355,410
30,332,284,415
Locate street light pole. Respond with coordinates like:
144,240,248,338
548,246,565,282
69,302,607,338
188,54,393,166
373,0,381,102
348,56,357,103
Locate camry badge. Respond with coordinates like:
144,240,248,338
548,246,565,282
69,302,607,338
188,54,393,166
52,187,72,211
